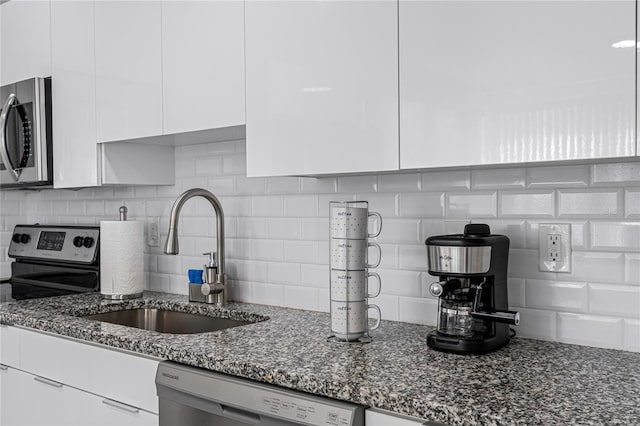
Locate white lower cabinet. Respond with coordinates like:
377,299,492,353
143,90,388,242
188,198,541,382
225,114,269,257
0,326,159,426
366,409,431,426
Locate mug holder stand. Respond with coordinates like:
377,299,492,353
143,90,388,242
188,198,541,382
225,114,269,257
326,332,372,344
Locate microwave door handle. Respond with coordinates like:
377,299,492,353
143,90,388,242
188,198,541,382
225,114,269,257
0,93,22,181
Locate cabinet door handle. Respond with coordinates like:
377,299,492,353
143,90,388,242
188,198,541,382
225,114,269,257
102,398,140,414
33,375,63,388
0,364,8,370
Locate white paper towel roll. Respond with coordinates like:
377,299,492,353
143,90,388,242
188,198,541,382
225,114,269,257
100,221,144,298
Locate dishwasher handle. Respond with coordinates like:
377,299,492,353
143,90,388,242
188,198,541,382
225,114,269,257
221,404,261,424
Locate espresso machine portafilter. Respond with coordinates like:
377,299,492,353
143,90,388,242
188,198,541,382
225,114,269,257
425,224,519,354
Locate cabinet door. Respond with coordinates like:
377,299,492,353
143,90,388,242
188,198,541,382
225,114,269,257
0,367,69,426
245,0,399,177
51,0,99,188
72,393,158,426
0,0,51,86
0,323,20,367
400,0,637,169
162,0,245,134
94,0,162,142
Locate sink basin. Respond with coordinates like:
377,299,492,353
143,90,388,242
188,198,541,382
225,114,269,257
82,308,253,334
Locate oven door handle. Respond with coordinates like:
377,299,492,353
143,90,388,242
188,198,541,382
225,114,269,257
0,93,23,181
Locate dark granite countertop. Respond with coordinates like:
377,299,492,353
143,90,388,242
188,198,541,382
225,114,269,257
1,291,638,426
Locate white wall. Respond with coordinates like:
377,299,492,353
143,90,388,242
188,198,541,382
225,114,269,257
1,140,638,352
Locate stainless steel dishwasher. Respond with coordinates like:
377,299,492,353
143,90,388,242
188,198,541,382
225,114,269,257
156,361,365,426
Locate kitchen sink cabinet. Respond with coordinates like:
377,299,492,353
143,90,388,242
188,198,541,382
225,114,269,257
161,0,245,135
50,0,174,189
245,0,399,177
0,326,159,426
399,0,637,169
0,0,51,86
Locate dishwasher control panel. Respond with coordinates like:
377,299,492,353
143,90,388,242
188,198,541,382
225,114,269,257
156,361,365,426
260,393,352,425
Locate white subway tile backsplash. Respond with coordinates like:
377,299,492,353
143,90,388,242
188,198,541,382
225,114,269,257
399,193,444,218
284,286,319,310
337,175,377,193
472,168,525,189
373,294,399,321
378,173,421,192
625,254,640,285
508,278,526,308
589,284,640,318
422,170,470,191
377,269,421,297
301,264,329,288
5,137,638,353
590,221,640,252
284,240,318,263
477,220,525,248
235,176,265,195
557,313,623,350
623,320,640,352
398,245,426,270
267,177,300,194
626,190,640,218
252,196,283,217
252,283,285,306
566,252,625,284
499,191,555,217
526,165,589,188
237,217,268,239
207,177,236,195
194,157,222,176
591,162,640,186
525,280,587,313
250,239,284,261
301,177,336,194
447,192,497,218
398,297,438,326
558,189,622,217
358,193,398,217
516,308,557,341
268,262,300,284
301,218,328,241
284,195,318,217
378,219,420,244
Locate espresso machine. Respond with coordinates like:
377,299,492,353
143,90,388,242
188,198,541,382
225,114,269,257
425,224,519,354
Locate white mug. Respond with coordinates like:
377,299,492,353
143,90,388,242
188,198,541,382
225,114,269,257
330,239,381,270
330,206,382,240
330,300,381,341
330,270,381,301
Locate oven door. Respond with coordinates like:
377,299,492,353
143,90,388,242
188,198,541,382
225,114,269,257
0,77,52,188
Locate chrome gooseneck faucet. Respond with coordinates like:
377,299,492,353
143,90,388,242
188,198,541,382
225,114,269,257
164,188,227,305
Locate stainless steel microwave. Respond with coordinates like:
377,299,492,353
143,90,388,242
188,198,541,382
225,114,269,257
0,77,52,189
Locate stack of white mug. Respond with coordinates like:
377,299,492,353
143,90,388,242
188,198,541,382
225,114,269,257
329,201,382,342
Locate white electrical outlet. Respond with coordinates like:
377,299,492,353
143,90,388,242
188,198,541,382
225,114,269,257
538,224,571,272
147,217,160,247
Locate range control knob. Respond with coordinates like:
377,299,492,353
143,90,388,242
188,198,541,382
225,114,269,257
82,237,95,248
20,234,30,244
12,233,21,243
73,236,84,248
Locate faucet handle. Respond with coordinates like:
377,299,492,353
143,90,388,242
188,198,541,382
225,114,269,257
202,252,217,268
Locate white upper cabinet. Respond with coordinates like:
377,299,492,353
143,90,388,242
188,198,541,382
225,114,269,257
94,0,163,143
245,0,399,177
400,0,637,169
0,0,51,86
51,0,99,188
161,0,245,134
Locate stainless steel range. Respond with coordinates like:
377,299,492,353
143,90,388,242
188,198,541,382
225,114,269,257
1,224,100,302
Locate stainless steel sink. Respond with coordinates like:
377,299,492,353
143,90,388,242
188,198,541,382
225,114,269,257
82,308,253,334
